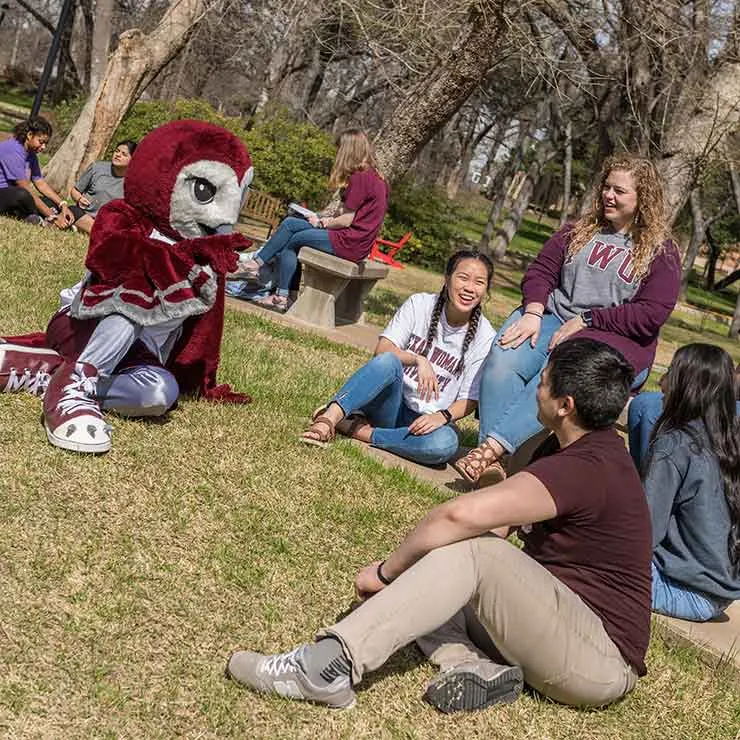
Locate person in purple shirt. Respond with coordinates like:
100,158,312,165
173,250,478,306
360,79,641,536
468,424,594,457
237,129,389,312
455,154,681,484
0,116,75,229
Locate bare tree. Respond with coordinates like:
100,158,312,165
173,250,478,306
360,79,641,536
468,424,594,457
559,118,572,226
374,1,508,183
490,136,556,258
89,0,115,94
730,291,740,340
45,0,209,192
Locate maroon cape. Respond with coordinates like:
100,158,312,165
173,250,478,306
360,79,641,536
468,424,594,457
9,200,252,404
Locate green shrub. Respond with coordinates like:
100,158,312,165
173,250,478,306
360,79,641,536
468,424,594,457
109,100,335,205
110,98,243,158
243,110,335,206
48,95,87,156
381,179,468,271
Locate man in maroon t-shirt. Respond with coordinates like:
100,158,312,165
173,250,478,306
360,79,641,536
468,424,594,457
226,338,652,713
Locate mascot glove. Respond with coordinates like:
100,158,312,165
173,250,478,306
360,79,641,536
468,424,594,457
174,233,254,275
201,383,252,404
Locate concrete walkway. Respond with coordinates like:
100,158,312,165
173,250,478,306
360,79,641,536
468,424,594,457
226,296,379,351
227,294,740,673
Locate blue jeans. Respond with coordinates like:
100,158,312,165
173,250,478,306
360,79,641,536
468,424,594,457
627,391,663,471
256,217,334,295
652,562,731,621
480,307,651,453
477,308,563,452
332,352,459,466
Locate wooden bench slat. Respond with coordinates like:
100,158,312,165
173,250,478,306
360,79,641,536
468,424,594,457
237,188,285,242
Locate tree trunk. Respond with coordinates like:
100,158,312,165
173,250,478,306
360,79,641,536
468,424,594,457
446,115,495,200
89,0,115,94
715,269,740,292
560,119,572,227
704,224,722,291
730,289,740,341
728,151,740,215
658,60,740,225
679,188,705,300
45,0,208,193
253,0,320,114
375,1,505,184
51,2,76,103
79,0,94,92
16,0,82,94
479,125,528,254
490,140,553,260
479,167,515,253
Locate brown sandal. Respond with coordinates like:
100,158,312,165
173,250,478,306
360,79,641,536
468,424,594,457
335,412,369,440
453,440,504,484
300,415,336,448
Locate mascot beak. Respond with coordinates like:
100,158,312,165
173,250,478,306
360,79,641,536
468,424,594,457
199,223,234,236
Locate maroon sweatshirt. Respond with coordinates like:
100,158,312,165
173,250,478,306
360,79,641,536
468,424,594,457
521,225,681,375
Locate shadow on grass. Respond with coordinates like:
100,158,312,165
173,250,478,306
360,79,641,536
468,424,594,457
667,316,730,339
365,289,404,324
515,223,553,246
330,601,427,690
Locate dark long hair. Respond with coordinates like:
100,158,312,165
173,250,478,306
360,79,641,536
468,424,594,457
13,116,52,144
418,249,494,377
649,343,740,567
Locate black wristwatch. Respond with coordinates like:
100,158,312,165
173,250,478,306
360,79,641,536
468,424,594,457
581,309,594,328
439,408,452,424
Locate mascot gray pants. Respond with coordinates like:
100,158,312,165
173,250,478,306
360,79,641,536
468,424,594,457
50,311,180,417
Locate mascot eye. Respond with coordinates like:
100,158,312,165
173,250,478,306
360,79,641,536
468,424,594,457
191,177,217,204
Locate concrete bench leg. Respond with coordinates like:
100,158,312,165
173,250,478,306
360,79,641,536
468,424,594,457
336,278,380,324
288,267,350,327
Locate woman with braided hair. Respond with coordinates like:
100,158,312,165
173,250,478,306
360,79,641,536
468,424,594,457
300,250,496,465
455,154,681,484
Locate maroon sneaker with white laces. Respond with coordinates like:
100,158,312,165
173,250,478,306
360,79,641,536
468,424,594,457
43,361,112,453
0,342,63,397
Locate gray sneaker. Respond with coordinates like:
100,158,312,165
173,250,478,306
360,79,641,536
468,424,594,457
225,645,357,709
423,661,523,713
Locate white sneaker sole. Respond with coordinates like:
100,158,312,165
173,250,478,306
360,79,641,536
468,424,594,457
45,419,112,454
0,342,61,356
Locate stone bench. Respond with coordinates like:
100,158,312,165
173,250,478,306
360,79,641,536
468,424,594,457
287,247,389,328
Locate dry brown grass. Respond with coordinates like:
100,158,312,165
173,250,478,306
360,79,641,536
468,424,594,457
0,218,739,738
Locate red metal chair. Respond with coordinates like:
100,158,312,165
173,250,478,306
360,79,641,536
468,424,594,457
370,231,412,269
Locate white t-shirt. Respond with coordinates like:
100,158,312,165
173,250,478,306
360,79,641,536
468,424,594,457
381,292,496,415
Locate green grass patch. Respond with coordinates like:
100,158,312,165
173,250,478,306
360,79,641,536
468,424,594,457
0,216,738,737
685,283,738,317
508,217,556,258
0,82,34,110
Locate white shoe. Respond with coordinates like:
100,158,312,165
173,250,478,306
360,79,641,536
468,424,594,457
43,361,112,453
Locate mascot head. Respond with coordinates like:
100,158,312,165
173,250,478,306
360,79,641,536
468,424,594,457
123,119,253,241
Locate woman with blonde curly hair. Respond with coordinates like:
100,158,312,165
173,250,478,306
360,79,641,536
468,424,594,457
237,129,388,311
455,154,681,484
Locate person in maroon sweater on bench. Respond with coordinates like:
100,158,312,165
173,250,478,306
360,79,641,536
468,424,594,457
455,154,681,484
238,129,389,312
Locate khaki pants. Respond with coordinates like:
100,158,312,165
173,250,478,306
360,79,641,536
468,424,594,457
319,536,638,707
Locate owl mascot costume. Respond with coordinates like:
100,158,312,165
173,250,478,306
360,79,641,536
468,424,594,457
0,120,254,453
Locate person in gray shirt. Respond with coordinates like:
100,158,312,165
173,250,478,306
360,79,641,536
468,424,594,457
644,343,740,621
68,139,137,234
